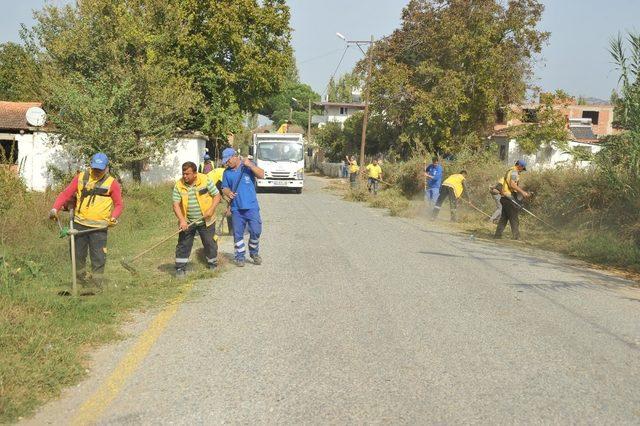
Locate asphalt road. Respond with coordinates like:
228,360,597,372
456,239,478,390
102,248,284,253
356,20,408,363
29,176,640,424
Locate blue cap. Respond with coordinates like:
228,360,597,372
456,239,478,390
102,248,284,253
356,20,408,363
516,160,527,171
221,148,237,165
204,153,211,161
90,153,109,170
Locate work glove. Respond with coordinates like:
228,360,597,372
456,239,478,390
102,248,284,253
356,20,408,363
107,217,118,227
49,208,58,220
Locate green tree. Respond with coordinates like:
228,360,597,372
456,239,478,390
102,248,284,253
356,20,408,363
314,122,346,161
0,42,42,102
259,80,320,130
165,0,294,138
26,0,199,180
508,91,571,154
327,72,363,103
367,0,549,154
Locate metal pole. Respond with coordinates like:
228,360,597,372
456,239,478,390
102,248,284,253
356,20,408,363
289,107,293,122
69,209,78,297
307,99,312,144
359,35,374,173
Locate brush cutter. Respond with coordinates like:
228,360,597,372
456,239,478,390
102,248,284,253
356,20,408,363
120,220,203,274
507,197,561,233
460,198,492,219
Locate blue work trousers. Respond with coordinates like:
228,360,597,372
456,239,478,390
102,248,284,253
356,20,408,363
425,186,440,206
232,209,262,260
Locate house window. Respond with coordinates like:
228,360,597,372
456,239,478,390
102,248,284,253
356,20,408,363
339,107,348,115
0,139,18,164
522,108,538,123
582,110,599,125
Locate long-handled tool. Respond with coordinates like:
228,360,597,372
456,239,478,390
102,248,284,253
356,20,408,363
55,212,109,296
507,197,561,233
120,220,203,274
460,198,492,219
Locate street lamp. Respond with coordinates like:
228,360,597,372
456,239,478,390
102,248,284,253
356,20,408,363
336,31,375,168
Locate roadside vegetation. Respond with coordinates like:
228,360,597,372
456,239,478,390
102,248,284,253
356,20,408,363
331,148,640,272
0,170,230,423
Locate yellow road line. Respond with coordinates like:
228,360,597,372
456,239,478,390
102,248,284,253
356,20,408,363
71,282,194,426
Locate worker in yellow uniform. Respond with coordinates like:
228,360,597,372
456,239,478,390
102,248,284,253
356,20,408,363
347,155,359,188
207,164,232,235
49,153,123,287
366,159,383,195
495,160,530,240
431,170,469,222
276,120,291,134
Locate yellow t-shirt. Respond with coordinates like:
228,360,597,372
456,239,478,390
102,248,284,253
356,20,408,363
207,167,225,186
366,164,382,179
276,123,289,134
442,174,466,198
348,161,359,174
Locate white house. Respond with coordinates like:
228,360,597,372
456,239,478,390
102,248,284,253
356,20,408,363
313,101,366,128
0,101,209,191
491,119,603,170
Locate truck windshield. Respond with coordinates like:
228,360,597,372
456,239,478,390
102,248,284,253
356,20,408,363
257,142,304,162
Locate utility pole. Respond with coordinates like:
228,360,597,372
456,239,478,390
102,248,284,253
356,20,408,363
307,99,312,146
360,35,374,169
336,32,375,169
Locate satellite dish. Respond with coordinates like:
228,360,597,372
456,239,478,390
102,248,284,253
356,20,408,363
26,106,47,127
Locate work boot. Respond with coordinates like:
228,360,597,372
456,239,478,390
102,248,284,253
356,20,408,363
250,254,262,265
234,259,245,268
208,262,218,271
175,268,187,278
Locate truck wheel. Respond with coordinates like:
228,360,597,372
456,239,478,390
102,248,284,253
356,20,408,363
295,188,302,194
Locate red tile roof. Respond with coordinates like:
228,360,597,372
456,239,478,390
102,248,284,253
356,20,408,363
0,101,43,131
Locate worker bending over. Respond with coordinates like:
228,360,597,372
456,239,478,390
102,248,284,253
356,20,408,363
431,170,469,222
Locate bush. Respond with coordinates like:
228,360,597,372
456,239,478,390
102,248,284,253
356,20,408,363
568,233,640,270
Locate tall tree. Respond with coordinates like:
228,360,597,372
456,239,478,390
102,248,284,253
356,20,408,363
259,81,320,130
327,72,363,103
0,42,42,102
164,0,294,138
25,0,199,180
367,0,549,154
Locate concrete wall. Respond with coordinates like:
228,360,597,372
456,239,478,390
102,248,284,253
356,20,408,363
18,132,78,191
17,133,207,191
494,137,602,170
318,162,343,178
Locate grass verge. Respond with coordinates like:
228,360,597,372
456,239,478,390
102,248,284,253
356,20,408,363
0,181,228,423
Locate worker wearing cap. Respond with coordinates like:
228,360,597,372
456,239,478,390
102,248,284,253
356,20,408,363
49,153,123,284
199,153,214,174
431,170,469,222
173,161,222,276
221,148,265,267
366,159,383,195
276,120,292,134
495,160,531,240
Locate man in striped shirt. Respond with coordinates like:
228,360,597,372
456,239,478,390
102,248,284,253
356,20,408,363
172,161,221,277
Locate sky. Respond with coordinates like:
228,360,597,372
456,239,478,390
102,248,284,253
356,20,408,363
2,0,639,101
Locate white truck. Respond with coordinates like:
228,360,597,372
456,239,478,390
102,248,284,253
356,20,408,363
250,133,305,193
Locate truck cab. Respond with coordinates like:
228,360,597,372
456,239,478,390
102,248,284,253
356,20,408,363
251,133,305,193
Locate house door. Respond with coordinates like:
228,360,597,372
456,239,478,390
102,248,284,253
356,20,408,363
0,138,19,174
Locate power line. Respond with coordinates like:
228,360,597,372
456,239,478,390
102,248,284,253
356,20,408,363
298,48,346,65
322,45,351,99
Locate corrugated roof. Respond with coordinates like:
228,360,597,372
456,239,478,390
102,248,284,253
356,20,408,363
0,101,43,131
